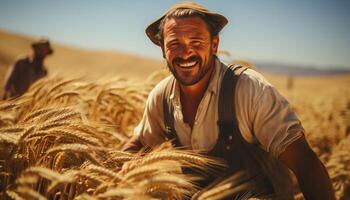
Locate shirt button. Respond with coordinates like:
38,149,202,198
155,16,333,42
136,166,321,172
228,135,233,141
226,145,231,150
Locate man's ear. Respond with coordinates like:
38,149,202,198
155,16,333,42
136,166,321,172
211,35,219,55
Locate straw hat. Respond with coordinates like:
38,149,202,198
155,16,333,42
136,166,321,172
31,38,54,54
146,1,228,46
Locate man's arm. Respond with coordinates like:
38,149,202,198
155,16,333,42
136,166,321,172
278,135,335,200
122,135,144,152
2,59,25,99
236,69,335,199
122,78,171,153
2,64,18,100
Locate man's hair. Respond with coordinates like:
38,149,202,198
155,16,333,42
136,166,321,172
156,8,220,45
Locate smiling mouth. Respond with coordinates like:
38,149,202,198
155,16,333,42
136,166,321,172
177,61,198,68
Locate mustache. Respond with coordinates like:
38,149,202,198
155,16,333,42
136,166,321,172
173,56,200,65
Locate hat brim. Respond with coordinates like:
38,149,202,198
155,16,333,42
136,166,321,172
146,3,228,46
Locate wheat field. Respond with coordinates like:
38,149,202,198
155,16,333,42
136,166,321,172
0,70,349,200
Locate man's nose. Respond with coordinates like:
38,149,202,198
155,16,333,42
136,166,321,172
178,44,193,59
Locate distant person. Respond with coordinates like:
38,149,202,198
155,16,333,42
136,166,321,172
2,39,53,99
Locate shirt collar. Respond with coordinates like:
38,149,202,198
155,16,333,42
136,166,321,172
169,56,223,101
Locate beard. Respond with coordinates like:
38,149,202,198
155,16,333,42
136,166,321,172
167,54,214,86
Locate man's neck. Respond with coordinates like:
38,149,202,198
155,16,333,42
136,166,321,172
179,59,216,128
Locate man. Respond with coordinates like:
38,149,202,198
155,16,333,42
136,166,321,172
123,2,335,199
2,38,53,99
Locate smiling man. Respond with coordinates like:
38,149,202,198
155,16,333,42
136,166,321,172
123,2,335,199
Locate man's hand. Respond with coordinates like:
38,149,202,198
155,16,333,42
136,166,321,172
278,135,335,200
119,135,144,175
122,135,144,152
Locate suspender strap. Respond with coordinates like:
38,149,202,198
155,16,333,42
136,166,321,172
162,77,181,147
217,64,247,137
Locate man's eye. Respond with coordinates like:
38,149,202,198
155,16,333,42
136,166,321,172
168,43,179,48
191,41,202,46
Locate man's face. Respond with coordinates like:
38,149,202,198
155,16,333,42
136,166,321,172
162,16,219,86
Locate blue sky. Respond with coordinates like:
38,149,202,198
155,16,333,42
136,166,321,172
0,0,349,69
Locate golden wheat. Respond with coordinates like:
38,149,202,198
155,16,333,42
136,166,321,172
0,73,349,200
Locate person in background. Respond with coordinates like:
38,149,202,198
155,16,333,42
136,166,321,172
2,38,53,99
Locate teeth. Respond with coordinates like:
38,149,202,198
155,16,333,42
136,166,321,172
179,61,197,67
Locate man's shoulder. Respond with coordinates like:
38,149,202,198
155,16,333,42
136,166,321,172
147,75,174,101
221,62,271,87
238,68,273,90
233,68,276,104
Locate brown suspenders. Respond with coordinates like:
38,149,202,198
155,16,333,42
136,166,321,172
162,64,247,147
162,77,182,147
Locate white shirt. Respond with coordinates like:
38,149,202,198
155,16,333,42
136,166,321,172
135,58,304,158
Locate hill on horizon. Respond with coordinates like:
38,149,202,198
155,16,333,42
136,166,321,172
1,29,350,94
0,30,165,89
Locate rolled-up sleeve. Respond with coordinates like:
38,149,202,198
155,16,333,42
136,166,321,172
236,70,304,158
134,79,168,147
